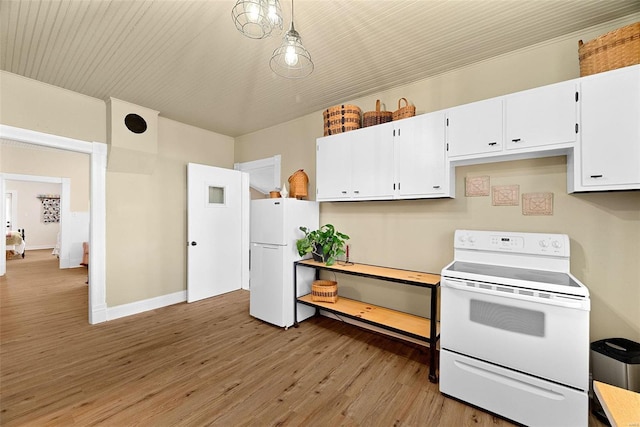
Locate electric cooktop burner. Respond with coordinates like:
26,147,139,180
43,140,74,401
446,261,581,288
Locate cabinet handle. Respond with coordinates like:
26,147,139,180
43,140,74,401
341,191,348,194
590,175,603,179
433,185,440,189
354,190,360,194
511,138,521,143
488,142,498,146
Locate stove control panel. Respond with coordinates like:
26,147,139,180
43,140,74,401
454,230,569,257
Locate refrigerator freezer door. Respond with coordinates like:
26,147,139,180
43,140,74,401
250,199,285,245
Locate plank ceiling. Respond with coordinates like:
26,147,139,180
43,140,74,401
1,0,639,137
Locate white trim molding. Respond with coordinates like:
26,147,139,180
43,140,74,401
107,291,186,321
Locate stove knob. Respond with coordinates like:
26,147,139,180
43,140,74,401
459,235,467,242
468,236,476,244
539,240,549,248
552,240,562,249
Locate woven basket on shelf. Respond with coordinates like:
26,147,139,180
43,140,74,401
311,280,338,303
578,22,640,77
392,98,416,121
363,100,393,127
288,169,309,199
323,104,362,136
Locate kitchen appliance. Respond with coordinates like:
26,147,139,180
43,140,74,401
440,230,591,427
249,198,318,328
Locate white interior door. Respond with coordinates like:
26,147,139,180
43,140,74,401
187,163,249,303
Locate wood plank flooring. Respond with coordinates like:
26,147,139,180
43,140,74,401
1,250,605,426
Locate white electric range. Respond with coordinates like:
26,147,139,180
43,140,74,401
440,230,591,427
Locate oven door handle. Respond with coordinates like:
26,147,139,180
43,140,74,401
443,278,587,310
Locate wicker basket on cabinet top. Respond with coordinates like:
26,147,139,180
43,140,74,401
323,104,361,136
363,100,393,127
392,98,416,121
578,22,640,77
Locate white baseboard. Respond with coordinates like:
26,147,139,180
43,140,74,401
106,291,187,321
26,245,55,250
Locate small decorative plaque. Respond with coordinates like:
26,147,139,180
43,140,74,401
522,192,554,216
465,176,490,197
492,185,520,206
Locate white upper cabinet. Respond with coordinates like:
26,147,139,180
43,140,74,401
505,80,578,150
572,65,640,191
316,122,395,201
351,123,395,200
395,111,449,198
316,114,451,202
446,97,503,158
317,65,640,201
316,132,352,200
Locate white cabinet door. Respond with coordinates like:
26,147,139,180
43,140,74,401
396,112,447,197
505,80,578,150
580,65,640,189
316,132,352,200
447,97,503,158
351,123,395,199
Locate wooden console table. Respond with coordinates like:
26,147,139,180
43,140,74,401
293,259,441,383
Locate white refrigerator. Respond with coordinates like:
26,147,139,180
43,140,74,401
249,198,319,328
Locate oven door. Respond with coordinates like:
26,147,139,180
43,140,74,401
441,277,590,390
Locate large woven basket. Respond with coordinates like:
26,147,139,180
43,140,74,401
392,98,416,121
363,100,393,127
311,280,338,303
323,104,362,136
578,22,640,77
288,169,309,199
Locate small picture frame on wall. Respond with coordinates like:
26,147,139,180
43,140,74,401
492,185,519,206
523,192,554,216
465,176,490,197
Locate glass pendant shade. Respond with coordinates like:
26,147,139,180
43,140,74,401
270,22,314,78
231,0,283,39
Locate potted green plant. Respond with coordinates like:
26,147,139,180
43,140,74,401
296,224,350,266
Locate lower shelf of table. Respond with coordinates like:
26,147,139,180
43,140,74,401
297,294,440,343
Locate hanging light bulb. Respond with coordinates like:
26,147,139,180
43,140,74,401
269,0,313,79
232,0,283,39
284,43,298,66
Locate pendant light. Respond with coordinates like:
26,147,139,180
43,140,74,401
231,0,283,40
269,0,313,79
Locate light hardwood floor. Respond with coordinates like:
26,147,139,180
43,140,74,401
1,250,605,426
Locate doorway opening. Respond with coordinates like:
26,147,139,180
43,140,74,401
0,125,107,324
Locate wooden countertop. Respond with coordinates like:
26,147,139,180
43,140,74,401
593,380,640,427
296,259,440,287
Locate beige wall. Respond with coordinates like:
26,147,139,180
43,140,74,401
1,71,235,307
235,15,640,342
1,140,90,212
106,117,234,305
0,72,106,144
5,180,61,248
